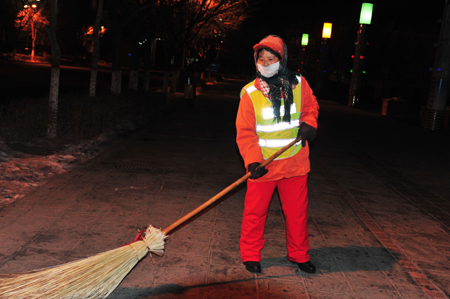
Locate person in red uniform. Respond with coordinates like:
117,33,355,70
236,35,319,274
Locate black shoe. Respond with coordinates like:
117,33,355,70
290,260,316,274
243,261,261,273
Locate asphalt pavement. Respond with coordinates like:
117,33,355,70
0,77,449,299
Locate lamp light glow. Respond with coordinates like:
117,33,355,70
322,23,332,39
359,3,373,25
301,34,309,46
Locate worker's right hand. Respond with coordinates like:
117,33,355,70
247,162,268,179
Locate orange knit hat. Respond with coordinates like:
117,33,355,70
253,35,285,60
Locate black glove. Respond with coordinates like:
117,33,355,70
297,122,316,147
247,162,268,179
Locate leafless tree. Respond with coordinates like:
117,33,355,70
156,0,249,93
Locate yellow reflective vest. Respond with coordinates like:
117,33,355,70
241,76,302,160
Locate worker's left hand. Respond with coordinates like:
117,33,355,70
297,122,316,147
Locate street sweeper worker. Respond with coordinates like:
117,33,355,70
235,34,319,274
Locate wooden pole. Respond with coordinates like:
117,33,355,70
162,136,301,235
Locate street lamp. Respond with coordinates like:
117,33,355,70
301,33,309,46
423,0,450,130
348,3,373,107
299,33,309,73
322,22,332,39
315,22,332,97
359,3,373,25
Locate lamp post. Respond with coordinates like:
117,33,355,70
315,22,332,97
424,0,450,130
299,33,308,74
348,3,373,107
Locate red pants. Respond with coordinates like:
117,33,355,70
240,175,310,263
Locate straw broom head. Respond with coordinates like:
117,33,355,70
0,225,166,299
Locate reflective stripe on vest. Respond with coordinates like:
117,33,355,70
259,138,302,148
242,75,302,160
256,119,300,133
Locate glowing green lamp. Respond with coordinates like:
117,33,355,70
359,3,373,25
301,34,309,46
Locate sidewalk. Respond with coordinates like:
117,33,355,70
0,78,449,299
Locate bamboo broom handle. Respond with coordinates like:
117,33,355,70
161,136,301,235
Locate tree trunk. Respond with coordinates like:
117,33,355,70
128,24,141,91
48,67,60,138
143,37,155,91
31,21,35,62
128,70,139,90
46,0,61,139
170,69,179,93
89,0,104,97
162,71,170,94
144,69,151,91
111,70,122,94
110,27,122,94
90,69,98,97
162,40,171,94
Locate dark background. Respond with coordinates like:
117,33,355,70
221,0,444,115
0,0,446,121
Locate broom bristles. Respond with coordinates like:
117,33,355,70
0,225,166,299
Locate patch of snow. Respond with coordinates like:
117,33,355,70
0,139,97,206
0,115,150,208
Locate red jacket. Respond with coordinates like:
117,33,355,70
236,76,319,182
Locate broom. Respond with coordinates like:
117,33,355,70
0,137,301,299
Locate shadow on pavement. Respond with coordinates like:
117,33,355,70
262,246,399,273
111,284,187,299
111,246,399,298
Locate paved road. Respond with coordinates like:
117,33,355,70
0,78,449,298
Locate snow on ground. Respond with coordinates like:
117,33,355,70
0,119,141,208
0,138,102,207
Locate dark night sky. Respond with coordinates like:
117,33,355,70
244,0,444,39
220,0,447,107
225,0,445,77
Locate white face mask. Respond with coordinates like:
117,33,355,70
257,61,280,78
